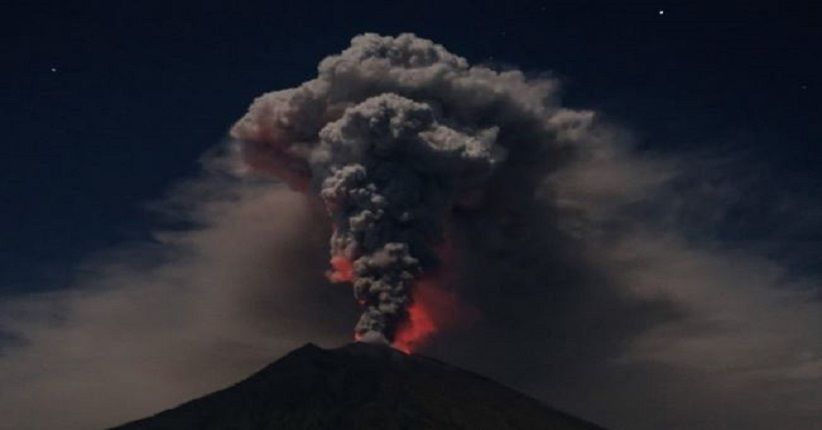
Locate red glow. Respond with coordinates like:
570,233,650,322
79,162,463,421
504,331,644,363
393,289,438,353
392,235,480,354
393,278,476,353
328,255,354,282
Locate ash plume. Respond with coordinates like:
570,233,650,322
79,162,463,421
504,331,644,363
231,33,588,345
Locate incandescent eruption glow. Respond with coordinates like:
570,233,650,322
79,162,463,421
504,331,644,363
394,279,450,353
394,301,435,354
328,255,355,283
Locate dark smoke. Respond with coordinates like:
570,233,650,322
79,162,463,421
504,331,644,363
230,33,588,344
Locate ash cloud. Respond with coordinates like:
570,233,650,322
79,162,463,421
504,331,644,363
0,33,820,430
230,33,585,343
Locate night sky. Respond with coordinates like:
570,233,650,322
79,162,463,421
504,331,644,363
2,1,821,429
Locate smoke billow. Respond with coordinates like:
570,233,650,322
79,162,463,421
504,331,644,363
231,33,589,347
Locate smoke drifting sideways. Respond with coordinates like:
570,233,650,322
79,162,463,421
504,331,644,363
231,33,589,349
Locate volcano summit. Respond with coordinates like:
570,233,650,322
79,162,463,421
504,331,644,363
113,343,605,430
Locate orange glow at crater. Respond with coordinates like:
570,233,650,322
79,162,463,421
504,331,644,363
393,235,479,354
393,278,474,354
393,295,437,353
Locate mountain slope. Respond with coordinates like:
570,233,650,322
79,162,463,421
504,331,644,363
112,342,606,430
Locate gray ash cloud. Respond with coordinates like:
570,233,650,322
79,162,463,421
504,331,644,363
230,33,587,342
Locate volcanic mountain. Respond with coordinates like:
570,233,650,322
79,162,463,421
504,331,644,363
112,342,605,429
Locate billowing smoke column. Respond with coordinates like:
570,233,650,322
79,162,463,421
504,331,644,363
231,33,591,349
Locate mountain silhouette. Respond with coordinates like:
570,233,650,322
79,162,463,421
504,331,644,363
113,342,606,429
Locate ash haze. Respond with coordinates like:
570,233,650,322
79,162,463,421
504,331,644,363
2,3,822,430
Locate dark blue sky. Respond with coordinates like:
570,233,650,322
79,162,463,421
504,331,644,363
2,0,820,293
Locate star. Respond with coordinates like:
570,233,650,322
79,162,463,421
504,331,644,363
659,10,665,15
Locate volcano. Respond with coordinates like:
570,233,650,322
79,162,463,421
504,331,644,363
112,343,605,429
